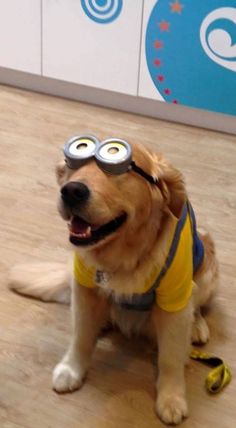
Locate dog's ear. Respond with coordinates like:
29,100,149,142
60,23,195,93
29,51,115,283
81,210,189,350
55,161,67,186
152,154,186,217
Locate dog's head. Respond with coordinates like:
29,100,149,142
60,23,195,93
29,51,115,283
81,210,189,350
56,141,185,269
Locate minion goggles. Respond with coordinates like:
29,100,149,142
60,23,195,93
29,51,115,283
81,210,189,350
64,135,158,186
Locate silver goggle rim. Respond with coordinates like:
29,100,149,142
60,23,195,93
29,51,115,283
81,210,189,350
63,135,158,186
95,138,132,174
64,136,132,175
64,135,100,169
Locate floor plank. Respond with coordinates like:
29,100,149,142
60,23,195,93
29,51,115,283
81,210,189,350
0,85,235,427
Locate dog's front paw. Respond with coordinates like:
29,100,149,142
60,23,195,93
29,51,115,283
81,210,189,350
52,363,84,393
156,393,188,425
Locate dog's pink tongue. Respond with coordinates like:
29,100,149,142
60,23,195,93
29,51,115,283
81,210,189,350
70,216,91,237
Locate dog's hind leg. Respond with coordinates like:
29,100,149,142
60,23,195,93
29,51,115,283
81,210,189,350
191,230,219,344
194,230,219,308
191,308,210,344
9,262,71,304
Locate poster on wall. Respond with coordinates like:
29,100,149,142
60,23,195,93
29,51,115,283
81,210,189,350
140,0,236,117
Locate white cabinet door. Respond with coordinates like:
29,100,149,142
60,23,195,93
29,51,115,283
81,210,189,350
0,0,41,74
43,0,143,95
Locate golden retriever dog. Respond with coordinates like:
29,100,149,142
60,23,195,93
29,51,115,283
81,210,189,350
9,139,218,425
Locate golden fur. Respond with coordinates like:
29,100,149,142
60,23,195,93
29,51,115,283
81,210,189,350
9,142,219,425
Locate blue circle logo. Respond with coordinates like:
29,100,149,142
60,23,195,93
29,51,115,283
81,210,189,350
81,0,122,24
146,1,236,116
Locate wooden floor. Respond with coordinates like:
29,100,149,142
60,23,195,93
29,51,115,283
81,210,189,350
0,85,235,428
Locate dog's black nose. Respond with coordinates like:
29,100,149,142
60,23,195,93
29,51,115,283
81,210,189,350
61,182,90,207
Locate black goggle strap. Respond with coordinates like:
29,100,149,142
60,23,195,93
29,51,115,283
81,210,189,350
130,161,166,197
65,156,165,194
130,161,158,185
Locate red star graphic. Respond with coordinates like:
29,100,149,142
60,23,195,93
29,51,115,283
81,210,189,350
158,21,170,32
164,88,171,95
154,59,161,66
173,99,179,104
154,40,163,49
170,1,184,14
157,75,164,82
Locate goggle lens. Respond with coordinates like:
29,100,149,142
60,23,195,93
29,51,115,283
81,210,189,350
95,139,132,174
64,135,99,169
99,142,127,161
68,138,96,157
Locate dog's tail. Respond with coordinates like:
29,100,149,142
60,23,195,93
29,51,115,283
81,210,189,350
9,262,71,304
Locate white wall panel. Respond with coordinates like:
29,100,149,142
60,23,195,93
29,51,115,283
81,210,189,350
43,0,143,95
0,0,41,74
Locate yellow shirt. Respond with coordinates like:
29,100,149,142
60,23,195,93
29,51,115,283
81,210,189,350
73,202,203,312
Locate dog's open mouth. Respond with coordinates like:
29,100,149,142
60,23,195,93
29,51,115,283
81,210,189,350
68,213,127,246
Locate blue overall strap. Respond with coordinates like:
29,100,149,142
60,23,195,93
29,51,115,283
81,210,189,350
119,203,188,311
187,202,204,273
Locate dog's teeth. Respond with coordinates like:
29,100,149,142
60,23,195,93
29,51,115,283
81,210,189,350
78,227,91,239
69,224,92,239
77,228,91,238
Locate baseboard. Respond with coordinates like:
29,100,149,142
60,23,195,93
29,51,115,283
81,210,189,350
0,66,235,135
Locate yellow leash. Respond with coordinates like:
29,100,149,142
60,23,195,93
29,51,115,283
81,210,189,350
190,349,232,394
